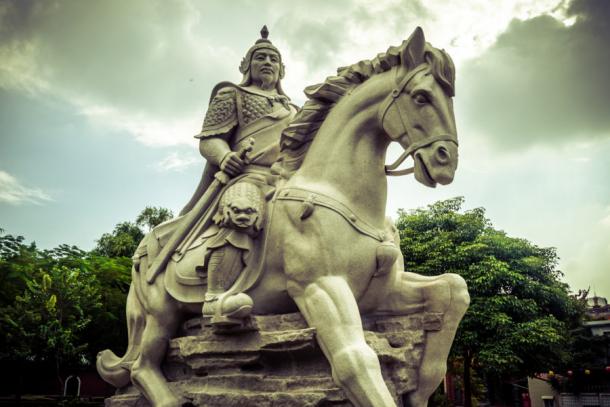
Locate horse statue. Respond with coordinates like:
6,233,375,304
97,27,469,407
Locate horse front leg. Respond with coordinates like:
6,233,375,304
289,275,397,407
130,282,184,407
380,272,469,407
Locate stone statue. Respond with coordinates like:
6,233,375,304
97,26,469,407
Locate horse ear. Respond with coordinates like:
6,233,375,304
401,27,426,70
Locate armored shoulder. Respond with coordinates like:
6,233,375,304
197,87,238,139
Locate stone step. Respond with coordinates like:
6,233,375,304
106,312,442,406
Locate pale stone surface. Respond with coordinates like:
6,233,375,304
105,312,442,406
97,26,469,407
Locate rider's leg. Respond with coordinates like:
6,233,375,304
290,276,397,407
203,246,252,321
201,246,225,316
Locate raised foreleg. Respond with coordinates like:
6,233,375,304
290,276,397,407
386,272,469,407
379,218,470,405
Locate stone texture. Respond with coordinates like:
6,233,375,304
97,26,469,407
106,312,441,407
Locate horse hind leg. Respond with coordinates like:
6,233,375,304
290,276,397,407
97,282,145,387
129,281,185,407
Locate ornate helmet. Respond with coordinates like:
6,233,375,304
239,26,286,85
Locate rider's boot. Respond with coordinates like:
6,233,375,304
202,246,253,327
211,292,254,327
202,246,230,317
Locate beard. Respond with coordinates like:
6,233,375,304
260,77,276,90
253,70,278,90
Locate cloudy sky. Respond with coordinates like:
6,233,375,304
1,0,608,297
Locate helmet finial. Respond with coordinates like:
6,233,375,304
260,25,269,40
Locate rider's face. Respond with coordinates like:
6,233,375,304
250,49,280,90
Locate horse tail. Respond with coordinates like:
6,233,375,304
96,280,146,387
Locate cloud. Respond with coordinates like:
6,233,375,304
0,0,235,146
600,207,610,228
563,206,610,296
458,0,610,150
0,0,573,148
0,170,52,205
155,151,199,172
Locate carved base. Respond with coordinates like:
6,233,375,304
106,312,443,406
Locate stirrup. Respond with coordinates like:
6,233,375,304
202,297,218,317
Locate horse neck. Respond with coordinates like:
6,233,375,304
290,73,392,228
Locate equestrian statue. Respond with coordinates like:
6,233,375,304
97,26,469,407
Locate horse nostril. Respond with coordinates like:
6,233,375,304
435,146,451,164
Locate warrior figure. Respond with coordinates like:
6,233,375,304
178,26,297,323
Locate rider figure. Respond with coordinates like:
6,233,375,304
182,26,297,324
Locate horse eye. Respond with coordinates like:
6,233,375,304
413,92,430,105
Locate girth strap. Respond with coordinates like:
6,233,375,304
274,187,387,242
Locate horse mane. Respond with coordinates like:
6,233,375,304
275,40,455,179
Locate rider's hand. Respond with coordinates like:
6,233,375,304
220,151,246,176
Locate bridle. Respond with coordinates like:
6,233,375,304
378,64,458,176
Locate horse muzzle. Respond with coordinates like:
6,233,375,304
413,140,458,187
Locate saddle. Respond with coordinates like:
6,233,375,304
160,172,275,304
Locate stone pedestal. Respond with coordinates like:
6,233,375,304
106,311,442,406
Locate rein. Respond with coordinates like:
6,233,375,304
378,64,457,176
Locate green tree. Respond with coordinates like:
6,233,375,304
396,197,581,406
83,254,132,357
0,205,172,395
136,206,174,231
40,243,132,361
0,230,132,396
94,221,144,258
1,264,102,385
94,206,173,257
0,232,40,306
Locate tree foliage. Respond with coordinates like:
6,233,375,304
0,205,173,378
93,221,144,258
2,264,101,366
0,233,39,305
136,206,174,231
395,197,582,392
94,207,173,257
0,237,132,372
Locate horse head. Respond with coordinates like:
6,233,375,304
379,27,458,187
